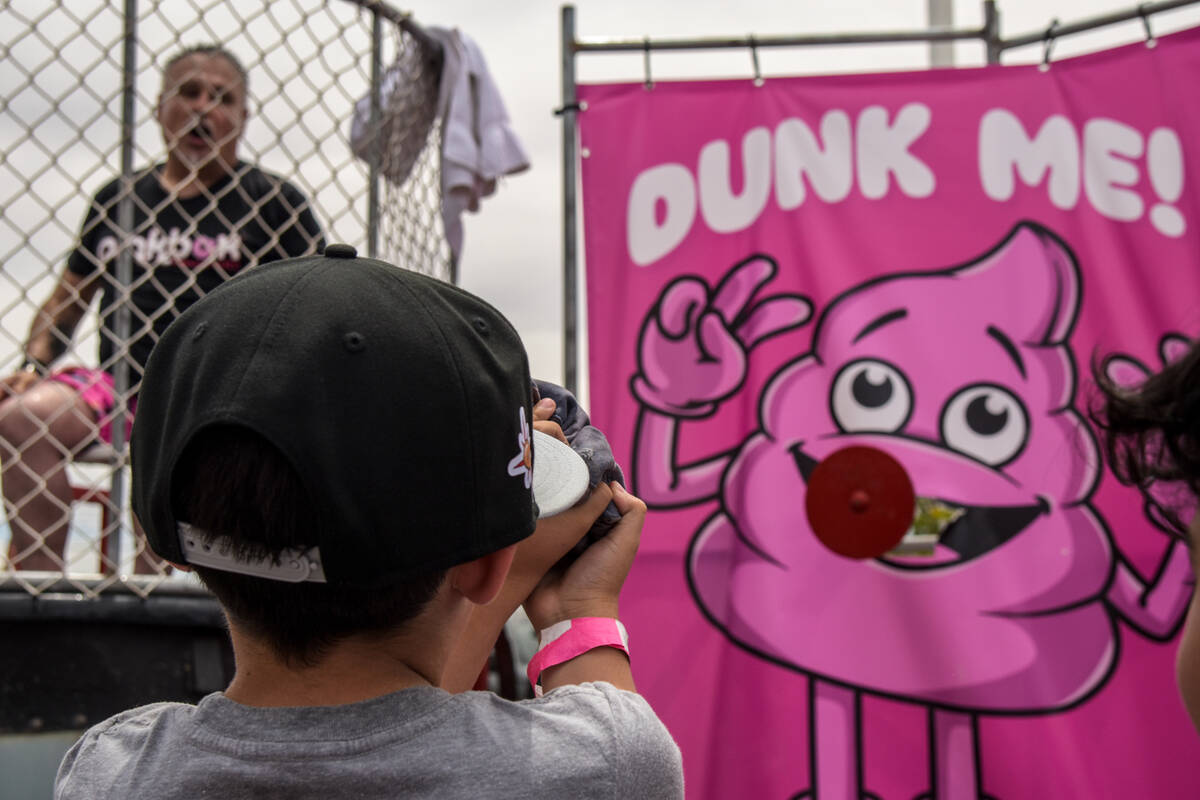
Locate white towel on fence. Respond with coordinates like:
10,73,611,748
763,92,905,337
428,26,531,261
347,26,530,263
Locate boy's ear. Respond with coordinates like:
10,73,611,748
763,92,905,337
449,544,517,606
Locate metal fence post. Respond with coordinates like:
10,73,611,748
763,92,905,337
367,10,383,259
107,0,140,571
561,5,579,396
984,0,1002,64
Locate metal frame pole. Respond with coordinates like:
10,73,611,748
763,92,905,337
572,26,990,54
108,0,139,572
366,11,383,259
341,0,440,55
984,0,1002,64
928,0,955,66
561,5,579,395
996,0,1197,52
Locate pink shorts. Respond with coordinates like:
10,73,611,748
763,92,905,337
47,367,136,445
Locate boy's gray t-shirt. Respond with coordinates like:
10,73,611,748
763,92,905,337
54,682,683,799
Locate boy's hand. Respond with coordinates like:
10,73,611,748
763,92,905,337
439,460,611,693
508,483,612,586
524,481,645,631
531,396,568,443
503,394,599,582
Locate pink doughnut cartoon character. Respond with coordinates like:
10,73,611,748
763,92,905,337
631,222,1194,799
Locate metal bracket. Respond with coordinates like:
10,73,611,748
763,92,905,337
749,34,763,86
643,36,654,90
1040,18,1060,71
1138,3,1157,47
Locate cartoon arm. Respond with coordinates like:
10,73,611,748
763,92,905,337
1107,542,1194,640
630,255,811,506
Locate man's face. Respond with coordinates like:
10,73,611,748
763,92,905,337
1179,513,1200,733
156,53,246,175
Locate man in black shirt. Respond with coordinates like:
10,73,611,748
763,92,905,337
0,44,324,572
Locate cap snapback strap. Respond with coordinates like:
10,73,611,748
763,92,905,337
178,523,328,583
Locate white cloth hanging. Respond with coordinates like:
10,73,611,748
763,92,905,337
349,26,530,264
428,26,531,261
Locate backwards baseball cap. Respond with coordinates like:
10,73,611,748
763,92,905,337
131,244,588,587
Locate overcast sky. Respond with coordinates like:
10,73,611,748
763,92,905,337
3,0,1199,405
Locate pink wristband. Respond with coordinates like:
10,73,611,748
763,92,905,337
526,617,630,697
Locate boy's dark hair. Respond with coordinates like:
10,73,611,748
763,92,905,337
1093,339,1200,536
171,425,447,666
162,44,249,94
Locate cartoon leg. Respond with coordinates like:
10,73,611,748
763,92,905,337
914,709,995,800
795,679,880,800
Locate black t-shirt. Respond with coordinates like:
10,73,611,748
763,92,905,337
67,162,325,388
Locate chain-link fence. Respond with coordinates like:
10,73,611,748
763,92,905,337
0,0,448,598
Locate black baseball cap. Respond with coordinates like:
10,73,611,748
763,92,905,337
131,244,588,587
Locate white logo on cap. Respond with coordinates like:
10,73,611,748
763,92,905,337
507,407,533,489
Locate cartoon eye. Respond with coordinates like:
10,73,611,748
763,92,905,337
830,359,913,433
940,384,1028,466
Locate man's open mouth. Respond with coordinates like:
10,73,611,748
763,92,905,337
185,121,212,144
793,447,1048,566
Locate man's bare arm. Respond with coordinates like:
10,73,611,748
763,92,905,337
24,270,99,367
1,270,100,397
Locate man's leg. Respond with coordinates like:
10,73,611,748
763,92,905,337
0,380,99,571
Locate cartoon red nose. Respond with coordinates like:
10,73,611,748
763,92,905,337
805,445,915,559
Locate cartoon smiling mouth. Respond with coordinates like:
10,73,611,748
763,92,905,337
792,448,1049,566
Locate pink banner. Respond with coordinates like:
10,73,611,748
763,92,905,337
579,27,1200,800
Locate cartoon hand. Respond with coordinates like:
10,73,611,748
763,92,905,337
631,255,812,417
1109,536,1195,639
1104,333,1192,389
1104,333,1196,536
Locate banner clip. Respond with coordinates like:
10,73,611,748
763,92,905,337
643,37,654,91
1040,19,1060,72
1138,3,1157,48
749,35,763,87
553,102,584,117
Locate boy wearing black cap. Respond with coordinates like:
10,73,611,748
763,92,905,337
53,246,684,798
